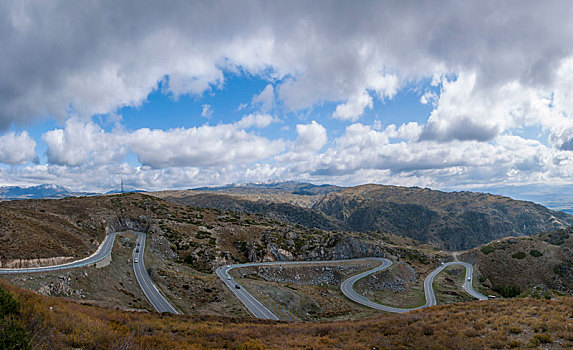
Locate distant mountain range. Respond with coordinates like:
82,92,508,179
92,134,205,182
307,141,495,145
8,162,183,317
192,180,343,196
0,184,94,200
157,182,573,250
0,184,144,200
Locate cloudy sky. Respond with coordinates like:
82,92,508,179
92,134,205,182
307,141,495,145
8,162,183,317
2,1,573,198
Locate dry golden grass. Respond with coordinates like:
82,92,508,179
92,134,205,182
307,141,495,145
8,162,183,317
3,279,572,349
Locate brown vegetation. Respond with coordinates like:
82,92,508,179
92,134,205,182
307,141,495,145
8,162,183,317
464,227,573,296
2,280,572,349
154,184,573,250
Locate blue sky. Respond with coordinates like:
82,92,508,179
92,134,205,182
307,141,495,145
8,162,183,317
1,1,573,205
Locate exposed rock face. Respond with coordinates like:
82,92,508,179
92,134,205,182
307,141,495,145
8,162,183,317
234,263,376,286
265,243,294,261
36,272,86,298
319,237,385,260
105,216,152,233
0,256,75,268
359,262,417,293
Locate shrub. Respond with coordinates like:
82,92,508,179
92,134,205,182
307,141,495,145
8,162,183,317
183,255,195,265
196,231,211,239
529,250,543,257
0,288,31,350
0,288,19,318
480,245,496,255
533,333,552,344
0,317,31,350
493,284,521,298
511,251,526,259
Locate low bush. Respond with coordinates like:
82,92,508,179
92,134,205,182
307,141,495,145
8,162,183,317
0,287,31,350
480,245,496,255
529,250,543,257
493,284,521,298
0,288,19,318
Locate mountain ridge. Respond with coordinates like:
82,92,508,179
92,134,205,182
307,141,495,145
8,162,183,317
153,183,573,250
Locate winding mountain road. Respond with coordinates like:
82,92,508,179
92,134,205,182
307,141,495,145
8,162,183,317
0,231,179,314
218,258,488,320
0,232,120,274
132,232,179,314
0,230,486,319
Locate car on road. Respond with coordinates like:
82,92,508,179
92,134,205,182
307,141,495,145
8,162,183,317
235,284,240,289
227,275,231,280
467,277,471,281
137,242,140,246
134,257,138,263
136,249,139,253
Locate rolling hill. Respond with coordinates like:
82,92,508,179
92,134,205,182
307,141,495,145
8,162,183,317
462,226,573,296
153,183,573,250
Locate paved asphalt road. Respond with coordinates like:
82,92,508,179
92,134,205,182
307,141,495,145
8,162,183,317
0,232,119,274
132,232,179,314
342,260,488,313
219,258,488,319
216,258,389,320
0,231,179,314
216,265,279,320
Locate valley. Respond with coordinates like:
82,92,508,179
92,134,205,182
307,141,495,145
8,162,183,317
0,185,572,348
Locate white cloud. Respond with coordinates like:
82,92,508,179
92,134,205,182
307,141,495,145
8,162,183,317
251,84,275,111
201,104,213,118
295,121,327,152
42,117,284,169
4,2,573,191
42,118,127,166
234,113,277,129
3,1,573,130
420,91,438,106
0,131,37,165
332,91,373,121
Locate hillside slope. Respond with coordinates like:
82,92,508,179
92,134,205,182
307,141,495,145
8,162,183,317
154,184,573,250
2,280,571,349
314,185,573,249
0,193,445,321
462,226,573,296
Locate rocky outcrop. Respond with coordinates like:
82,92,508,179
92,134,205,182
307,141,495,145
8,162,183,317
0,256,75,268
234,263,375,286
319,236,385,260
105,216,152,233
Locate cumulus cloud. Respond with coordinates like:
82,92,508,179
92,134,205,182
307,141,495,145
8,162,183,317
332,91,373,121
129,125,283,168
234,113,277,129
42,117,284,170
42,118,127,166
2,1,573,129
295,121,327,152
0,131,37,165
251,84,275,111
4,1,573,191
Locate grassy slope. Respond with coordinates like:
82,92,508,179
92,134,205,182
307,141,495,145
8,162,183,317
2,280,572,349
1,193,445,321
463,227,573,296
